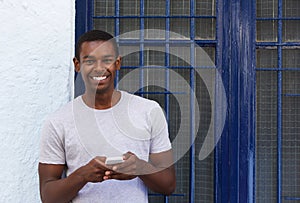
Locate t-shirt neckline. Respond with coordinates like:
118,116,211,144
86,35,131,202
78,91,125,112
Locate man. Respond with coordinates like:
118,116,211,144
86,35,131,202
38,30,176,203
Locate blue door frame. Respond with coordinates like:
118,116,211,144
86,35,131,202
216,0,255,202
75,0,256,202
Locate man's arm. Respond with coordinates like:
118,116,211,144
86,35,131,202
105,150,176,196
138,150,176,195
38,157,108,203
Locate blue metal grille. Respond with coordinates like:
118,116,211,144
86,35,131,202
255,0,300,202
91,0,218,202
75,0,284,202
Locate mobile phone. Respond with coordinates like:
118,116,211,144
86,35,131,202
105,156,124,165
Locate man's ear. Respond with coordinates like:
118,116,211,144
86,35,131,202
73,57,80,72
115,56,122,70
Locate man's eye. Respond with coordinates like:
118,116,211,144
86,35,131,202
84,60,95,65
103,59,114,64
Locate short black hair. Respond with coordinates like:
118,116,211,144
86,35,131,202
75,30,119,60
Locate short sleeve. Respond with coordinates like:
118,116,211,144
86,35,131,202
149,105,172,154
39,118,66,164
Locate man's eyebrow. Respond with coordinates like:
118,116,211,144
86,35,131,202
82,55,95,59
82,55,115,59
102,55,115,58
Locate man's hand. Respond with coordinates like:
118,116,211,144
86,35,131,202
103,151,172,179
38,156,112,203
103,152,141,180
76,156,110,183
103,150,176,195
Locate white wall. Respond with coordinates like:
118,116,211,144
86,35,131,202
0,0,74,202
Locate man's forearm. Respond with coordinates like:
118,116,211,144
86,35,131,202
139,165,176,196
41,171,87,203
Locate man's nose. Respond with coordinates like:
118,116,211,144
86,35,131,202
94,60,107,70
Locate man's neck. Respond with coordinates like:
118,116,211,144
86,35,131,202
82,90,121,110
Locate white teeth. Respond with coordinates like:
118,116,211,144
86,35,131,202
93,76,107,81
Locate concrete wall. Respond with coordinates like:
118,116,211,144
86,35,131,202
0,0,74,202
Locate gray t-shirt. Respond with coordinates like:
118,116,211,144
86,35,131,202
39,91,172,203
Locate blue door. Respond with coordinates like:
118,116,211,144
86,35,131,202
75,0,300,202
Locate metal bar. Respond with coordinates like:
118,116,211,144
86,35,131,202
74,0,89,81
256,42,300,46
166,0,170,39
75,0,88,40
120,66,216,69
256,17,300,20
115,0,120,36
218,1,231,201
115,0,120,87
164,0,170,201
283,94,300,97
93,15,217,19
277,0,283,202
229,0,240,201
87,0,93,30
252,0,257,201
255,68,300,71
238,0,256,202
134,91,186,95
189,59,196,203
277,66,283,203
215,0,222,202
284,197,300,200
139,0,144,97
117,39,218,44
149,193,185,197
189,1,196,202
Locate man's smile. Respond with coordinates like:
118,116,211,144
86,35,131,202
92,76,108,81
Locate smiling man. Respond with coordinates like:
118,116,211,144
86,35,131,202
38,30,176,203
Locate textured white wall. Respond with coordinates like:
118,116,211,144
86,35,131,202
0,0,74,202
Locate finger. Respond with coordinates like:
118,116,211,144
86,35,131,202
111,162,126,171
103,171,122,180
114,155,135,169
109,173,125,180
92,174,104,182
103,175,110,180
112,164,137,175
110,174,137,180
105,170,114,176
104,163,118,171
123,151,135,160
94,157,106,165
94,159,110,170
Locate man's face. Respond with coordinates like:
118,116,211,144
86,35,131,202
74,40,121,95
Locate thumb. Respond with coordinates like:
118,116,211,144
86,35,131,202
123,151,134,160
